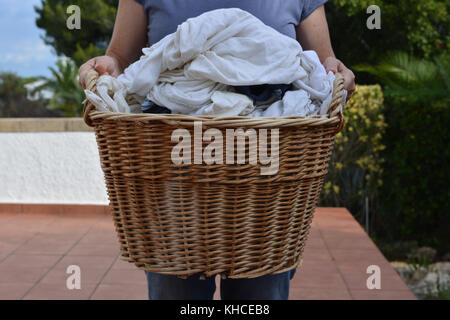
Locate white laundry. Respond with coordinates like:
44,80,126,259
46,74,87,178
85,8,336,117
195,91,255,117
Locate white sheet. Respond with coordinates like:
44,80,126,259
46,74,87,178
85,8,336,117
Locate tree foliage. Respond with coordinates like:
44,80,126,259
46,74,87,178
32,59,85,117
355,52,450,105
326,0,449,72
321,85,385,227
35,0,118,66
356,52,450,253
0,73,61,117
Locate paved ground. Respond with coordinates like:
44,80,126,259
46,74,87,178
0,206,416,300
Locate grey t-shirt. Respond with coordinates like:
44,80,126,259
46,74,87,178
135,0,327,45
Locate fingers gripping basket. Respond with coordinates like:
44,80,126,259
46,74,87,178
83,70,345,279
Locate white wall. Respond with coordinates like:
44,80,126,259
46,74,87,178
0,132,108,204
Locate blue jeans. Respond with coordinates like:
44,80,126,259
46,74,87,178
145,268,296,300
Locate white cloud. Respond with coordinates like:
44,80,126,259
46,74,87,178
0,0,58,77
2,42,53,65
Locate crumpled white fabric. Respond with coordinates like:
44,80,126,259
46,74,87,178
85,8,337,117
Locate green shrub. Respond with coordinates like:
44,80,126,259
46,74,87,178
320,84,386,227
375,240,419,261
356,52,450,256
0,73,61,117
378,98,450,254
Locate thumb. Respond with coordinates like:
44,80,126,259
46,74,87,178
94,63,108,75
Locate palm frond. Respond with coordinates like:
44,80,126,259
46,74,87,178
32,58,84,116
355,52,448,105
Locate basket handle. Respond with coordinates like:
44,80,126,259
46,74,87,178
327,72,345,132
82,69,100,127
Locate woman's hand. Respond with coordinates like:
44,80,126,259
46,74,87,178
78,55,122,89
78,0,148,89
323,57,356,101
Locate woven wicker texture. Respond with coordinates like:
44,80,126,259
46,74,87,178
84,70,345,278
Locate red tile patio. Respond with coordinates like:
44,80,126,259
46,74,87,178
0,206,416,300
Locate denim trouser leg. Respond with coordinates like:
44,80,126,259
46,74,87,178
145,272,216,300
145,268,296,300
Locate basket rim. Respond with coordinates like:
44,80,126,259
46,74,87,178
83,71,345,130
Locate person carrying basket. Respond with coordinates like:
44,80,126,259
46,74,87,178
78,0,355,300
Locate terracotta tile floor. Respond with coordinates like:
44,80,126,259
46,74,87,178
0,207,416,300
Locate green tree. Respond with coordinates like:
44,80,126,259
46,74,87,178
326,0,449,74
35,0,118,66
0,73,61,117
32,59,85,117
356,52,450,254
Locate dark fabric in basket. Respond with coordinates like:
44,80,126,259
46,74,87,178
141,98,171,114
234,83,293,104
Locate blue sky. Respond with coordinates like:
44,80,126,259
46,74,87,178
0,0,58,78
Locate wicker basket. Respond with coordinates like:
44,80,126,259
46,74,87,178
83,70,345,279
